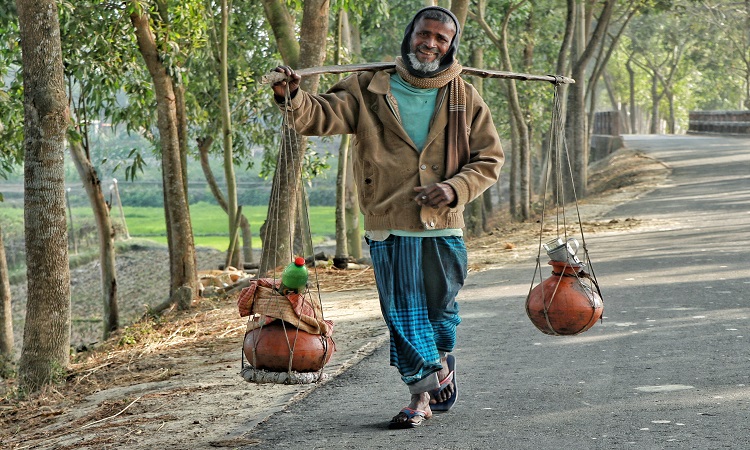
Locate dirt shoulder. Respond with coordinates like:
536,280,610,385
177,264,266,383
0,147,670,449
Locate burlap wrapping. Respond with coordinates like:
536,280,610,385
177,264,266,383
237,279,333,336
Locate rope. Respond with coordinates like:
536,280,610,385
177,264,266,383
528,82,604,325
243,81,332,383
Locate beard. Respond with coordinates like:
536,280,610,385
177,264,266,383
407,52,441,75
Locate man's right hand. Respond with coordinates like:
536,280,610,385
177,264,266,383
272,65,301,98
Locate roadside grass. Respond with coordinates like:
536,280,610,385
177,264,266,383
124,202,342,249
0,202,353,252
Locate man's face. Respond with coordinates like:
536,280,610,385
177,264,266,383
410,17,456,65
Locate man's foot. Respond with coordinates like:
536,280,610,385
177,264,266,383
430,355,455,404
388,392,432,429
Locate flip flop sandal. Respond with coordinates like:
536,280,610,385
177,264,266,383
430,354,457,412
388,407,428,429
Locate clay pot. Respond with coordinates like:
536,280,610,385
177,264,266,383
526,261,603,336
243,321,335,372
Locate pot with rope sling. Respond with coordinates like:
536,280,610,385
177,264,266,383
526,259,603,336
238,277,336,375
525,77,604,336
237,74,340,381
244,319,335,372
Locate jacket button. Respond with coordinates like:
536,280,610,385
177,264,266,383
432,165,439,170
420,164,427,170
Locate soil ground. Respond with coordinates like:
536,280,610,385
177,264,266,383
0,147,670,449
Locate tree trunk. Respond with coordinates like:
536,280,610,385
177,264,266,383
0,225,13,372
197,138,253,265
566,0,616,198
220,0,240,268
174,83,189,201
240,220,254,264
16,0,72,392
333,9,350,267
69,140,119,339
474,0,531,220
450,0,469,29
464,44,485,236
627,57,637,133
261,0,299,66
667,89,675,134
650,73,660,134
334,134,350,266
130,6,197,305
345,151,361,260
508,108,519,218
341,9,362,260
260,0,329,275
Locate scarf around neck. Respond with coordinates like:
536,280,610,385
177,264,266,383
395,57,469,178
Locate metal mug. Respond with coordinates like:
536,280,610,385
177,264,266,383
543,237,580,263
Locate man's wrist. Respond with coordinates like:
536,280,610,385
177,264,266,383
274,89,299,104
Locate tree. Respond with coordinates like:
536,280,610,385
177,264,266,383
333,7,352,268
16,0,71,392
192,1,278,267
698,0,750,109
563,0,617,197
260,0,329,274
0,223,12,376
129,1,198,308
584,2,638,136
58,1,129,339
472,0,533,220
217,0,240,268
69,137,119,339
0,4,20,376
622,1,701,134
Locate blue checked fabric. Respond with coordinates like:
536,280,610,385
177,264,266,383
369,235,467,386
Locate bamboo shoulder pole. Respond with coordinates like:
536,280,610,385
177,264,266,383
261,62,575,85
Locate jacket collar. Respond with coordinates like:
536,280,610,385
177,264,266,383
367,69,395,95
366,69,450,153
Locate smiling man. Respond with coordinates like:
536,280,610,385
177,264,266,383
271,6,504,429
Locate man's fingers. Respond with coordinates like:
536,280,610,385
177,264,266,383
414,183,455,208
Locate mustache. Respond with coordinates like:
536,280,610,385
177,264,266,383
416,44,439,55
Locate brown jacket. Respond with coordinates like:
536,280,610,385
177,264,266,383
279,69,504,232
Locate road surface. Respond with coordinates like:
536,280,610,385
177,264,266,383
242,135,750,449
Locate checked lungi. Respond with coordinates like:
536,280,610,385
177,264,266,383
369,235,467,389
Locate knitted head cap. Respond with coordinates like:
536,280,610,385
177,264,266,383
400,6,461,78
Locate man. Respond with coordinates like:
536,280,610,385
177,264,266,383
271,6,504,429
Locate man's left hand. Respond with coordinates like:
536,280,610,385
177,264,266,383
414,183,456,208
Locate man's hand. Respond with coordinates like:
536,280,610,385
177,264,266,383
271,65,301,98
414,183,456,209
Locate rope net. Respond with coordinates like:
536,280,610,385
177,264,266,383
527,81,603,335
240,84,334,383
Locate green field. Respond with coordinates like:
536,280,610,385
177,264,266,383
0,202,358,251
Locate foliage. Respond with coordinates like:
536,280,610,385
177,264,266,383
0,0,748,238
117,321,155,346
0,5,22,179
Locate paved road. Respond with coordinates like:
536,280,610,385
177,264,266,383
243,135,750,449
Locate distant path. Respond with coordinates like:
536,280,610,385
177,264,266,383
242,134,750,449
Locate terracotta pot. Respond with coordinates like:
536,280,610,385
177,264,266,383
526,261,603,336
243,321,335,372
